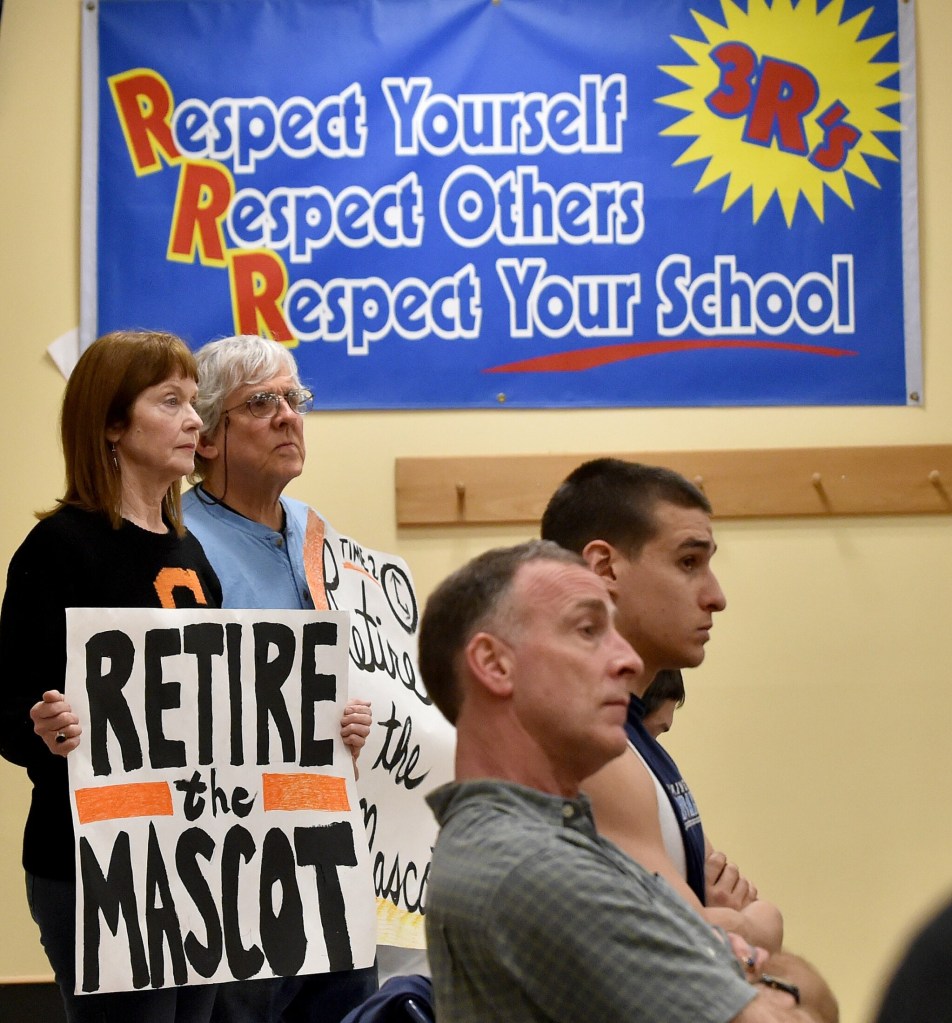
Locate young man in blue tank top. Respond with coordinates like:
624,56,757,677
541,458,783,953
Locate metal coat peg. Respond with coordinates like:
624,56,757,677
928,470,951,506
811,471,833,511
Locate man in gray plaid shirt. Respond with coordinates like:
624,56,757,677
418,540,837,1023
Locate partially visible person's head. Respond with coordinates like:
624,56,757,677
873,895,952,1023
420,540,642,788
54,329,198,532
191,334,310,499
419,540,583,725
191,335,302,448
541,458,725,681
641,669,685,739
541,458,711,558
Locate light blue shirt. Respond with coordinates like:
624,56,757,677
182,485,315,610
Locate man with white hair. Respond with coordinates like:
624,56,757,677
183,335,377,1023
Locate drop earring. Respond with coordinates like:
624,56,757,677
110,442,119,471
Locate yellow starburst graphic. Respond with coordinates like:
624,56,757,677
658,0,903,225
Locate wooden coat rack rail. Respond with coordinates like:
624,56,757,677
395,446,952,526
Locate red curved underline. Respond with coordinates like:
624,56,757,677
482,338,858,374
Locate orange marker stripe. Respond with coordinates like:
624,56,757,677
262,773,350,813
75,781,173,824
303,509,329,610
343,561,380,586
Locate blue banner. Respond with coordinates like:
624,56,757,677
83,0,920,408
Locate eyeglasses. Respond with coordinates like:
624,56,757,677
224,389,314,419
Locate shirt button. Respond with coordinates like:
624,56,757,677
275,537,284,548
562,804,575,820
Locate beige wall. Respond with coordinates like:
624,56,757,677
1,2,950,1021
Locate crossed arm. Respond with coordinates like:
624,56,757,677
582,745,784,953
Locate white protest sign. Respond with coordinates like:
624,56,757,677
66,607,376,995
316,521,455,950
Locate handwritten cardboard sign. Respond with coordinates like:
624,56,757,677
66,607,377,994
317,520,456,950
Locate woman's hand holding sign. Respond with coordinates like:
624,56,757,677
30,689,81,756
340,698,372,778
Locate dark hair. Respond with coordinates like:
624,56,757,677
642,669,686,716
540,457,711,557
418,540,584,724
44,330,198,534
